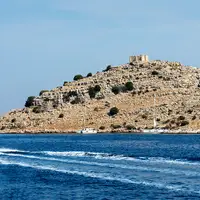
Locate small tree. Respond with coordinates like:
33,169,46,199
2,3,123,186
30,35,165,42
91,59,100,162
109,107,119,116
59,113,64,118
25,96,35,107
125,81,134,91
39,90,49,96
63,81,68,86
32,106,42,113
152,71,159,75
87,73,92,77
103,65,112,72
11,118,16,123
112,86,120,95
94,85,101,92
99,126,105,130
88,87,96,98
73,74,83,81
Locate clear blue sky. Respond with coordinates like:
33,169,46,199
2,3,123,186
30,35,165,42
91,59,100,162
1,0,200,114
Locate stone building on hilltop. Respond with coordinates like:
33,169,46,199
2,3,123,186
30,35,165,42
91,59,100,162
129,55,149,64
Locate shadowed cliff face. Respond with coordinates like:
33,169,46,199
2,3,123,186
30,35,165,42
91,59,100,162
1,60,200,133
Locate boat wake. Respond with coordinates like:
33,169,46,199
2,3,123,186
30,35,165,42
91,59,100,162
0,147,200,195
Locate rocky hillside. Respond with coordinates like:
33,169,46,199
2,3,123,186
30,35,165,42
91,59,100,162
1,57,200,133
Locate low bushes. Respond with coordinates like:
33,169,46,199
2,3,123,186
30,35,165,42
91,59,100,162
87,73,92,77
126,125,136,130
99,126,105,130
112,86,120,94
73,74,83,81
32,106,42,113
39,90,49,96
88,85,101,99
109,107,119,116
125,81,134,91
59,113,64,118
103,65,112,72
25,96,35,107
111,124,121,129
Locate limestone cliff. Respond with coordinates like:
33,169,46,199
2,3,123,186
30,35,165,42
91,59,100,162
1,56,200,133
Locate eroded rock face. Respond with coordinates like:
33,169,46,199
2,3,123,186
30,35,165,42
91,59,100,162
1,59,200,133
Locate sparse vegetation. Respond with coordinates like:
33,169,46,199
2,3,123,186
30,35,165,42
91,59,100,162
152,71,159,76
180,120,189,126
39,90,49,96
59,113,64,118
73,74,83,81
88,87,96,99
126,125,136,130
141,114,148,119
99,126,105,130
87,73,92,77
25,96,35,107
94,85,101,92
11,118,16,123
178,116,185,121
32,106,42,113
103,65,112,72
109,107,119,116
112,86,120,95
63,81,68,86
88,85,101,98
71,97,82,104
125,81,134,91
111,124,121,129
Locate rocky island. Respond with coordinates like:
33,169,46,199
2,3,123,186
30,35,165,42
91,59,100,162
1,55,200,134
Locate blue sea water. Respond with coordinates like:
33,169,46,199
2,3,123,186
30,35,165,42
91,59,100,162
0,134,199,200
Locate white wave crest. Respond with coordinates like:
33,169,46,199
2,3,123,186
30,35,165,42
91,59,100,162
0,148,27,153
42,151,200,166
1,153,199,177
0,158,199,195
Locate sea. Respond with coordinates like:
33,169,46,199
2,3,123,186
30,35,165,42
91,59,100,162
0,134,199,200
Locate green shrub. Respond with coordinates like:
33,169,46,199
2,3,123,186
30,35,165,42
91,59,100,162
71,97,82,104
192,115,196,120
180,120,189,126
126,125,136,130
32,106,42,113
109,107,119,116
63,81,68,86
88,85,101,98
39,90,49,96
68,91,78,97
111,124,121,129
178,116,185,121
103,65,112,72
73,74,83,81
25,96,35,107
11,118,16,123
125,81,134,91
141,114,148,119
59,113,64,118
88,87,96,98
94,85,101,92
87,73,92,77
152,71,159,75
99,126,105,130
112,86,120,94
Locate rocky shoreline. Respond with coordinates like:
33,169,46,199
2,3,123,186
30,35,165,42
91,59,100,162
0,128,200,134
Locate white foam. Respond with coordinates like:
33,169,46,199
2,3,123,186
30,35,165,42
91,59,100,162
0,148,27,153
42,151,200,166
1,153,199,177
0,157,199,195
